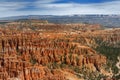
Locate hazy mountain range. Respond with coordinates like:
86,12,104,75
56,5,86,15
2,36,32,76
0,15,120,28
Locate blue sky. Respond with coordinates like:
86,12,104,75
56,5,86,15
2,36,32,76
0,0,120,17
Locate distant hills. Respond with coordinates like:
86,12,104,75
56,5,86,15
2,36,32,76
0,15,120,28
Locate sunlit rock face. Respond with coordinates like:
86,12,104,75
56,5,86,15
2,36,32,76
0,20,119,80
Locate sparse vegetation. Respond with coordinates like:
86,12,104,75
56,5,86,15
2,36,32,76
94,37,120,79
0,19,119,80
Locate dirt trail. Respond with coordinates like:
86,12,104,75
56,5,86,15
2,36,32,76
116,56,120,76
61,70,84,80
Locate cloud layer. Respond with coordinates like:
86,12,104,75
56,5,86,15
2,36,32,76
0,0,120,17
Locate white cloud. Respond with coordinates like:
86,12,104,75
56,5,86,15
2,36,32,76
0,2,29,11
36,0,60,4
0,0,120,17
34,1,120,14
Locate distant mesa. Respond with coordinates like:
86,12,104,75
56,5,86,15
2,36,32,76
0,15,120,28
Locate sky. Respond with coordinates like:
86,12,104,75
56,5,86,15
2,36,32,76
0,0,120,17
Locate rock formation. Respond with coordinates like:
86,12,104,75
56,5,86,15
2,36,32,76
0,20,119,80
